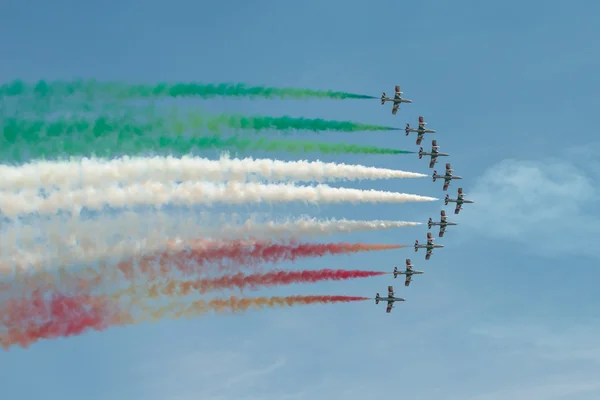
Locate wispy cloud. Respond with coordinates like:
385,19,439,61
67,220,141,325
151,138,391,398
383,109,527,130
469,321,600,400
132,339,287,400
468,377,600,400
457,156,599,257
472,321,600,364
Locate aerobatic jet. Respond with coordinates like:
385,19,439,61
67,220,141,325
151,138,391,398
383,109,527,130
393,259,424,287
432,163,462,191
444,187,475,214
375,285,405,313
406,115,436,145
419,140,449,168
428,210,457,237
414,232,444,260
381,85,412,115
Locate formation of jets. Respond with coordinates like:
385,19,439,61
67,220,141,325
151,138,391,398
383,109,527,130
374,84,475,313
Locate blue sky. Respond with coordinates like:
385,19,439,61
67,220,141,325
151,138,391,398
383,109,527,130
2,0,600,399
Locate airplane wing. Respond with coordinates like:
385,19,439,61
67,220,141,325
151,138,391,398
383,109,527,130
392,103,399,115
386,301,393,313
425,249,432,260
416,133,423,146
429,155,437,168
405,274,412,287
443,180,450,191
458,187,463,197
418,115,425,128
439,226,446,237
388,285,394,297
426,232,433,242
441,210,446,217
454,204,462,214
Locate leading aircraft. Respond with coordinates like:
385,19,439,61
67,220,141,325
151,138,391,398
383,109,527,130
375,285,405,313
393,259,424,287
433,163,462,191
428,210,457,237
381,85,413,115
414,232,444,260
419,139,449,168
406,115,436,145
445,187,475,214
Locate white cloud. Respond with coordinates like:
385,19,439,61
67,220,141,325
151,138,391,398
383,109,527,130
458,157,599,257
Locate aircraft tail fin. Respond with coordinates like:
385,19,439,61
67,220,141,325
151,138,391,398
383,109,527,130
418,147,423,159
381,92,386,104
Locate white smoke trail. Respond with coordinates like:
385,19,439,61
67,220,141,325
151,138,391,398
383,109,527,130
0,182,437,218
0,212,420,271
0,155,426,191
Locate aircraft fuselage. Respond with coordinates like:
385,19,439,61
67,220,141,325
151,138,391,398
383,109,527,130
429,221,457,227
396,270,424,276
383,97,413,104
415,244,444,250
408,128,436,133
376,297,405,303
420,151,448,157
445,198,474,206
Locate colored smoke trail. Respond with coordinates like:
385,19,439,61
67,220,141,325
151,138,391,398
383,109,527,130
138,295,371,323
4,241,402,292
0,289,132,350
0,182,437,219
0,293,366,349
1,213,419,269
130,269,388,297
0,154,426,191
207,295,370,313
2,113,397,147
166,136,414,156
124,241,404,279
2,115,404,162
199,113,398,133
1,79,377,100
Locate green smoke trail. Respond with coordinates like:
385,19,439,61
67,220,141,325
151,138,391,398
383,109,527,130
0,79,377,100
194,113,399,133
2,112,398,144
0,116,411,162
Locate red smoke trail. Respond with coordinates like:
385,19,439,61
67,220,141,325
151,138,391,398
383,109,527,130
3,241,402,302
140,269,388,297
0,289,132,350
133,240,403,277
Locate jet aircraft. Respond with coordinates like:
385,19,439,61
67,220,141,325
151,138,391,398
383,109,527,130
419,139,449,168
414,232,444,260
428,210,457,237
406,115,436,145
444,187,475,214
393,259,424,287
381,85,412,115
375,285,405,313
433,163,462,191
